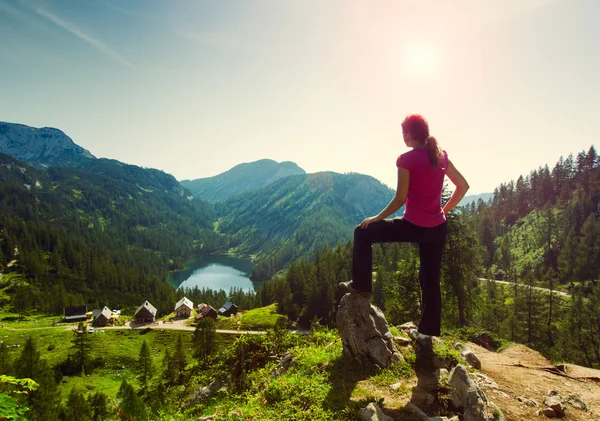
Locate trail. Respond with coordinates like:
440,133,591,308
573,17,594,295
477,278,574,298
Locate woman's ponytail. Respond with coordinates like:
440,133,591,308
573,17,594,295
425,135,443,166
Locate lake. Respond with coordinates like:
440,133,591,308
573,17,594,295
168,253,258,292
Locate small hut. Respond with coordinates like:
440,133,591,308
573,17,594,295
63,306,88,323
134,301,157,323
174,297,194,318
195,303,218,321
92,306,112,326
218,301,238,317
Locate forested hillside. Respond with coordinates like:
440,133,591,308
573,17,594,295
215,171,401,281
0,153,224,315
181,159,305,202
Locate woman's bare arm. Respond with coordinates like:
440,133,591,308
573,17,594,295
443,160,469,214
360,167,409,228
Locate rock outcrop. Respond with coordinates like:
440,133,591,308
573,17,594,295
336,294,403,368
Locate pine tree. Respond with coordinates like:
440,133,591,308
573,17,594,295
193,317,216,366
117,380,147,421
63,388,91,421
70,322,92,374
89,391,110,421
15,337,40,380
0,343,11,375
173,334,187,384
137,340,153,387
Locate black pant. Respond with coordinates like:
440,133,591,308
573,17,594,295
352,218,448,336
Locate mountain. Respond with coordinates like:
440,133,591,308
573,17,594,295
0,125,224,314
216,171,401,280
181,159,306,202
459,192,494,207
0,122,95,167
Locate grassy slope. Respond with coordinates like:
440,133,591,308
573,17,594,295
215,303,285,330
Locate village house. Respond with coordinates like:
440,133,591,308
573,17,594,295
218,301,238,317
92,306,112,326
63,305,88,323
134,300,157,323
174,297,193,318
195,303,218,321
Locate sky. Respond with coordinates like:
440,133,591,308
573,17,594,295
1,0,599,194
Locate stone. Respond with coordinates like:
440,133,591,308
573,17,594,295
471,373,498,390
337,294,403,368
565,394,587,411
454,343,482,370
462,349,482,370
428,417,449,421
270,352,295,377
405,402,429,421
540,407,556,418
394,336,413,346
517,396,539,407
397,321,418,331
448,365,493,421
471,332,496,351
195,416,215,421
435,368,449,379
390,382,403,391
184,375,228,409
543,395,565,418
358,402,394,421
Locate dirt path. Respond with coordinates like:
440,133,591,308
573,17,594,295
471,342,600,421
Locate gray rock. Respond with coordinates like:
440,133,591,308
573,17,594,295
405,402,429,421
454,343,482,370
543,395,565,418
435,368,449,379
565,394,587,411
337,294,403,368
517,396,539,407
394,335,413,346
358,402,393,421
397,321,418,331
184,375,228,409
429,417,449,421
540,407,556,418
270,351,295,377
471,373,498,390
462,349,482,370
448,365,493,421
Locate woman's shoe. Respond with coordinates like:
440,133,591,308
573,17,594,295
338,281,371,298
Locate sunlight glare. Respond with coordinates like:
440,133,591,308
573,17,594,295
401,41,442,79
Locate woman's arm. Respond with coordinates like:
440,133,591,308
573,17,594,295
442,160,469,214
360,167,409,228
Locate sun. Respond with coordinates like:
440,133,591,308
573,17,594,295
401,41,441,79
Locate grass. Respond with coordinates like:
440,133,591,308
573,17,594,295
216,303,284,330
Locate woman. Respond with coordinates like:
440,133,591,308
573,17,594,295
340,114,469,341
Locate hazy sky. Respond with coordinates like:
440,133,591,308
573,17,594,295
1,0,599,194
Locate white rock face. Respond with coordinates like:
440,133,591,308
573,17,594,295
0,122,95,165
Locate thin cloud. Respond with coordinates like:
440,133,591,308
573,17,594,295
35,7,134,68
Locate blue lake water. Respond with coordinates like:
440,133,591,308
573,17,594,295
168,254,257,292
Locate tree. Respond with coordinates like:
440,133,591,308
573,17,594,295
193,317,216,366
0,345,10,375
71,322,92,374
172,334,187,384
137,340,153,387
442,212,484,326
15,337,41,380
63,388,91,421
117,380,147,421
89,391,110,421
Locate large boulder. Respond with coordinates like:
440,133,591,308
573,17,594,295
448,365,503,421
336,294,403,368
358,402,394,421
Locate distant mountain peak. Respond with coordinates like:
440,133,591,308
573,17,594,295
0,121,95,167
181,159,306,202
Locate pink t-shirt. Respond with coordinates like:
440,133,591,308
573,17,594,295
396,148,448,228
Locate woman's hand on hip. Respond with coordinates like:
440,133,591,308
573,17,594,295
359,216,380,229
